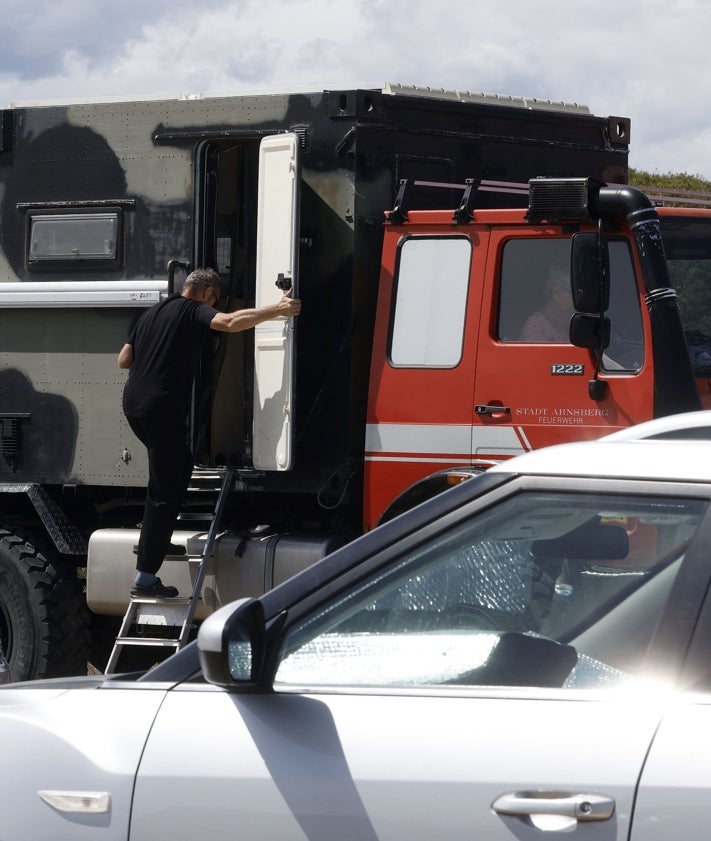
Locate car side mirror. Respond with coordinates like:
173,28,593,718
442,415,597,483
198,597,266,688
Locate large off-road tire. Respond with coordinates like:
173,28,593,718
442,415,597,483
0,528,90,682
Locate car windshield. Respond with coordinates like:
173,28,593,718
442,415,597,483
273,490,707,690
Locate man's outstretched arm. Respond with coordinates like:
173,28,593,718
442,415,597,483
210,290,301,333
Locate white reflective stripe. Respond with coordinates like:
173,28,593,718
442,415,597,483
517,426,532,450
365,423,529,460
38,790,111,814
473,425,528,457
0,280,167,308
365,423,471,455
365,455,474,464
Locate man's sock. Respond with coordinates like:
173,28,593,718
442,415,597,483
134,571,158,587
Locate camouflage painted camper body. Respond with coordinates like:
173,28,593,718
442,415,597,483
0,84,629,679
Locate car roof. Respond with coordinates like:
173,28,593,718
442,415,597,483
487,415,711,484
599,410,711,442
488,439,711,483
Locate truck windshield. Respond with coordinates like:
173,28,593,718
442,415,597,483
660,213,711,377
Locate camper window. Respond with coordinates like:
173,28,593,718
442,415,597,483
27,210,122,270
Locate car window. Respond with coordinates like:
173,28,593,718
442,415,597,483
274,491,707,690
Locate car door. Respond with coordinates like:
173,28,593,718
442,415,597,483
131,683,660,841
630,698,711,841
130,480,711,841
629,574,711,841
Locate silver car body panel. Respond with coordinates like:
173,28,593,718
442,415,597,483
129,684,663,841
632,698,711,841
0,684,165,840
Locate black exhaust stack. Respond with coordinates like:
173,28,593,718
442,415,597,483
595,185,700,417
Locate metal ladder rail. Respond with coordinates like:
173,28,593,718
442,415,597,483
105,468,235,674
175,468,234,648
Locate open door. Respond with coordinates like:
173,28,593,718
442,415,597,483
252,133,300,470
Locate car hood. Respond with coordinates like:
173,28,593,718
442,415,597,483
0,673,108,706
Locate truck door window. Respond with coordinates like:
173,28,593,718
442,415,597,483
498,238,572,342
389,236,471,368
603,241,644,372
498,237,643,372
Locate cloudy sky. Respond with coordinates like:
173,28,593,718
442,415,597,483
2,0,710,178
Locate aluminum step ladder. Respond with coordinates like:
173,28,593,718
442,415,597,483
105,468,234,674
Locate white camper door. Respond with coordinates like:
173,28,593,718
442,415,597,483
252,133,300,471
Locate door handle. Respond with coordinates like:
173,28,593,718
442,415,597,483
475,404,510,415
492,792,614,822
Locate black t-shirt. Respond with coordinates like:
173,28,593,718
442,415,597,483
122,294,217,419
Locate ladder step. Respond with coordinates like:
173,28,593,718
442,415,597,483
191,468,227,479
130,596,193,606
114,637,181,648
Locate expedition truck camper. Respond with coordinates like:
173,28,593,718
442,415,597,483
0,82,705,679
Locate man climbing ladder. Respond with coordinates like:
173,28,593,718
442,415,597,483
118,267,301,597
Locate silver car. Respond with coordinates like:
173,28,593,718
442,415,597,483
0,647,9,684
3,413,711,840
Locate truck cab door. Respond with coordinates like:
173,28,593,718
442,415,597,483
472,228,652,458
252,133,300,471
364,226,488,529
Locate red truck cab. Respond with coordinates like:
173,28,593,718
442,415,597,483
364,180,704,530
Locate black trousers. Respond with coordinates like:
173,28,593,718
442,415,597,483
126,412,194,575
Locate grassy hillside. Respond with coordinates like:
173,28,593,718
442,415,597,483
629,168,711,192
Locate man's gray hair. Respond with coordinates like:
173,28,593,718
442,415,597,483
184,267,222,294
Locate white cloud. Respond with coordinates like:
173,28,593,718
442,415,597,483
1,0,711,177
